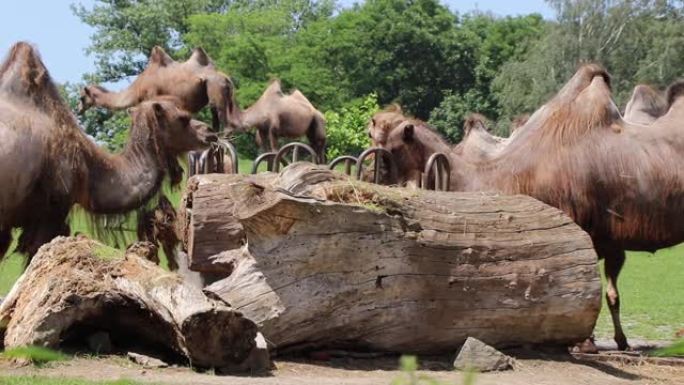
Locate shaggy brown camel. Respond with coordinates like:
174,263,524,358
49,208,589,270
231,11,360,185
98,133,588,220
381,64,684,351
225,79,327,163
79,46,235,131
367,109,517,187
137,194,180,270
623,84,668,125
0,42,215,263
367,104,407,147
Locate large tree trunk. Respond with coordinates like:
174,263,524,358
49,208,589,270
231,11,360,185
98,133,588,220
182,163,602,354
0,236,257,370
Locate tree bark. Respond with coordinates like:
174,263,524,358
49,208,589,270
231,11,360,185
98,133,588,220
184,163,602,354
0,236,257,369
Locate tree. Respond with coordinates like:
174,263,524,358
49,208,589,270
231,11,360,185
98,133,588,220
72,0,231,82
429,13,547,140
493,0,684,121
324,93,378,160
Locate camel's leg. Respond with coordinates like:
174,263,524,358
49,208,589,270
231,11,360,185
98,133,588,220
206,75,230,131
211,106,220,133
306,115,327,164
599,244,629,350
269,128,279,153
0,229,12,260
255,127,271,154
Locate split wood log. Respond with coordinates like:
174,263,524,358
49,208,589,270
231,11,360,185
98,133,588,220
0,236,257,369
183,163,602,354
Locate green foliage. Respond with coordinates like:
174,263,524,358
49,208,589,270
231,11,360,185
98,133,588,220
391,355,477,385
2,346,68,366
494,0,684,120
651,340,684,357
73,0,231,82
324,94,378,160
0,377,145,385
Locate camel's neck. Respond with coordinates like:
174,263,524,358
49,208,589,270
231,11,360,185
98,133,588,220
94,87,139,110
79,127,163,214
236,103,265,131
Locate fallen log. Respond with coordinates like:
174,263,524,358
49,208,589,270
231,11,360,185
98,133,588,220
183,163,602,354
0,236,257,369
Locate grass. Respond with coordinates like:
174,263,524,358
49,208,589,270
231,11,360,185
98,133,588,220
593,245,684,341
1,347,68,365
0,378,147,385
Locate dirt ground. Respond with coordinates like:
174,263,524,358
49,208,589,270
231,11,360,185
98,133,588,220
2,350,683,385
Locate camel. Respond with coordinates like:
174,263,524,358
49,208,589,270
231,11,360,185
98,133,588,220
381,64,684,351
0,42,215,264
79,46,236,131
623,84,668,125
224,79,327,163
368,111,510,185
367,104,407,147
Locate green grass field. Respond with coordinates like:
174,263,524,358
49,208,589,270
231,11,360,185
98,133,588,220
0,378,145,385
0,154,681,341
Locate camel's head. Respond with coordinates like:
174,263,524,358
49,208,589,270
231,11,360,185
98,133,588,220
367,105,406,147
78,85,105,114
131,99,217,155
383,120,427,184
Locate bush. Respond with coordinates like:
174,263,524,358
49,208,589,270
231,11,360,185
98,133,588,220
324,93,379,160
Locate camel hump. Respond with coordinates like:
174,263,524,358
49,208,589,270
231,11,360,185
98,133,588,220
666,79,684,107
265,79,284,96
0,41,49,91
577,63,612,88
463,113,489,136
149,46,174,66
628,84,667,114
383,103,403,113
189,47,211,66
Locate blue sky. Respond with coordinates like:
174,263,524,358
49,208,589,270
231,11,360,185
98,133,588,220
0,1,553,84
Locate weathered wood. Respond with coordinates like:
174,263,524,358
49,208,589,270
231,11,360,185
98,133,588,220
0,236,257,369
184,163,602,354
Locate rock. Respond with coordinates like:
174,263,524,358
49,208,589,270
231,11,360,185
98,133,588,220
127,352,169,368
453,337,515,372
87,331,112,354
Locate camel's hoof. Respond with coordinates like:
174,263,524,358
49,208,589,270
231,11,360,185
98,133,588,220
572,338,599,354
616,337,631,351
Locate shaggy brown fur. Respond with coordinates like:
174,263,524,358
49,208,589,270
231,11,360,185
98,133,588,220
666,79,684,109
79,46,236,131
511,113,530,132
0,42,214,264
137,194,180,270
382,64,684,350
455,113,507,161
367,103,409,147
225,79,327,163
623,84,668,125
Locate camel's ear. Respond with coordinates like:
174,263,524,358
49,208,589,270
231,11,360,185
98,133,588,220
152,102,165,119
371,118,376,126
83,86,92,97
403,124,415,142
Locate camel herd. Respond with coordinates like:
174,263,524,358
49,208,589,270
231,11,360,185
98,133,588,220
0,41,683,353
368,65,684,352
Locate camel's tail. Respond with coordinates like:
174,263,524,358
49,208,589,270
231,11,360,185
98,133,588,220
307,112,327,164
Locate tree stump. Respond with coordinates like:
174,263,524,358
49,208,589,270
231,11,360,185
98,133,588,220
0,236,257,369
183,163,602,354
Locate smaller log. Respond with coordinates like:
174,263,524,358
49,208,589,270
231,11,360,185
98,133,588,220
0,236,257,369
